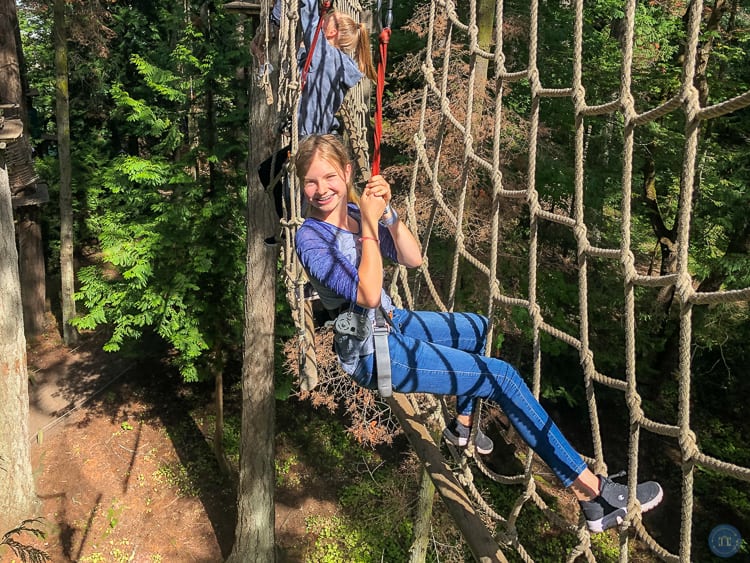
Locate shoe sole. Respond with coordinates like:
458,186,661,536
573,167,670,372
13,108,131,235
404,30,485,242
586,485,664,533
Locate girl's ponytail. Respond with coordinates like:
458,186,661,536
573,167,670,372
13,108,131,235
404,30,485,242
357,23,377,82
328,11,377,82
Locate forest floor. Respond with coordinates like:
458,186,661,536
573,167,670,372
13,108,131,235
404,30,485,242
1,319,335,563
1,316,683,563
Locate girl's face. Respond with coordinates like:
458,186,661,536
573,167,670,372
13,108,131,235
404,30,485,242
302,150,351,215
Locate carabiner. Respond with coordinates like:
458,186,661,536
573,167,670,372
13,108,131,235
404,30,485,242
376,0,393,32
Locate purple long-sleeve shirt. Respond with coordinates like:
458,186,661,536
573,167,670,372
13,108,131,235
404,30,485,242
295,204,398,372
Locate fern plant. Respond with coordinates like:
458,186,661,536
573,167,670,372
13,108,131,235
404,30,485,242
71,12,248,381
1,519,50,563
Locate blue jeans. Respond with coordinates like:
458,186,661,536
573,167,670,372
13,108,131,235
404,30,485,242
351,309,587,487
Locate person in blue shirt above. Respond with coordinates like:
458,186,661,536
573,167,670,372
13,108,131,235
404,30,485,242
258,0,377,237
293,133,665,534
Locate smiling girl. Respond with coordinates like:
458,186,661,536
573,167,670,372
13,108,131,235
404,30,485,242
293,134,665,534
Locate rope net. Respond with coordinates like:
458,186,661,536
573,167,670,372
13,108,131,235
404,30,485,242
267,0,750,560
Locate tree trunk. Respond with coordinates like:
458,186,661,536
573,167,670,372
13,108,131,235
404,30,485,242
212,338,231,476
0,0,22,106
0,133,39,534
471,0,495,126
17,205,46,336
1,0,47,339
409,468,436,562
54,0,78,345
226,16,280,563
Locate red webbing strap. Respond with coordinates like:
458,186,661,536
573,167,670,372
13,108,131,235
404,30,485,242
372,27,391,176
300,1,332,93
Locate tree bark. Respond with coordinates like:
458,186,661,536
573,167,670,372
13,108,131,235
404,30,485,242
1,0,47,339
17,205,47,336
54,0,78,345
409,467,436,562
0,0,22,106
0,133,40,534
226,15,280,563
471,0,495,127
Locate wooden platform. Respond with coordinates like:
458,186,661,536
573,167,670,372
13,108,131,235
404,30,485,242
224,1,261,16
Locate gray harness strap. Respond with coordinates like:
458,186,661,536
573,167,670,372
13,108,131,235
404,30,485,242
373,307,392,397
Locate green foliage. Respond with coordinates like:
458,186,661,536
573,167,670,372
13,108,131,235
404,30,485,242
45,0,252,382
304,513,413,563
0,518,50,563
477,476,579,562
275,402,420,561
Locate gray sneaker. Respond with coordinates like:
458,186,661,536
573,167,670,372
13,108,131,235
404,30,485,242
443,418,494,455
580,475,664,533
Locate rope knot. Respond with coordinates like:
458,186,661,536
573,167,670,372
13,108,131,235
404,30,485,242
679,430,699,460
526,189,540,216
682,84,701,122
579,348,595,374
528,302,542,324
620,250,636,284
625,390,643,419
675,271,695,304
527,69,541,95
572,223,589,257
572,84,586,113
621,92,637,125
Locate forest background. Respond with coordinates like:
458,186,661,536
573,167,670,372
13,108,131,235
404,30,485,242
1,0,750,561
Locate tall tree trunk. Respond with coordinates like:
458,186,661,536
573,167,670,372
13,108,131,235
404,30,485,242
0,0,22,105
17,206,47,336
471,0,495,127
0,126,40,533
54,0,78,345
227,16,280,563
409,466,436,562
1,0,46,339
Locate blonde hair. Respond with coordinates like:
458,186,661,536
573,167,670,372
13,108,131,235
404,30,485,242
295,134,360,204
325,11,377,82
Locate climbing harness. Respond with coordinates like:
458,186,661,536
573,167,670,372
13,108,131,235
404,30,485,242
373,307,392,397
370,0,394,397
332,303,393,398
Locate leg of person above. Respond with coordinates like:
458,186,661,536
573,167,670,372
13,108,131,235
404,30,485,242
258,146,291,245
373,312,664,532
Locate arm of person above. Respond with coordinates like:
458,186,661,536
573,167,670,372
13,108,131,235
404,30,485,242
271,0,281,26
366,175,423,269
271,0,327,50
299,0,323,48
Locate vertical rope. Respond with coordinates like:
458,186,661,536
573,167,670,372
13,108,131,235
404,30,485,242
371,25,390,176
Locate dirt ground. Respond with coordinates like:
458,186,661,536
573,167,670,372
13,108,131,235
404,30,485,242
1,324,333,563
1,319,680,563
